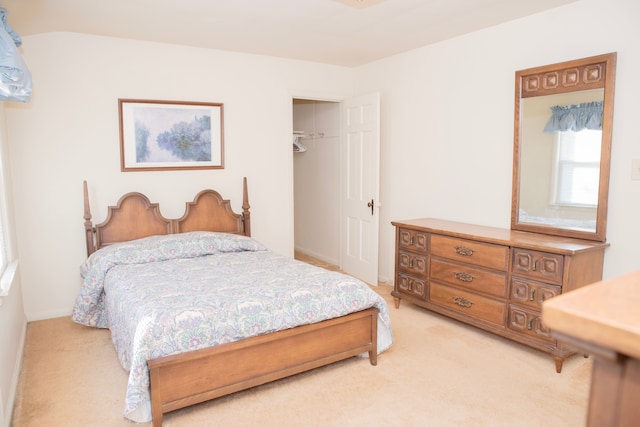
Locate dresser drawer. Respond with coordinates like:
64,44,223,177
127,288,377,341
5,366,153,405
430,258,507,298
396,273,427,299
511,248,564,285
430,235,508,271
429,283,506,326
398,228,428,254
398,250,428,277
510,277,560,310
508,305,554,342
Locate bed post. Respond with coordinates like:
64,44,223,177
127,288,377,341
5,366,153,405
83,181,96,256
242,177,251,237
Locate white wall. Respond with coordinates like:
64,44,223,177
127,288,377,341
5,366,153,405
0,105,27,427
355,0,640,283
5,33,355,320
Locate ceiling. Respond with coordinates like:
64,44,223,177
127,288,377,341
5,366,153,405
3,0,578,67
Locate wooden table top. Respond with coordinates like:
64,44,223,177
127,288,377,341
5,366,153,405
542,270,640,359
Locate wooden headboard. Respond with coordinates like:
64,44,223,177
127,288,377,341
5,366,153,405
83,178,251,256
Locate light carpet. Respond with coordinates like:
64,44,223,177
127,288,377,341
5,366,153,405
11,267,591,426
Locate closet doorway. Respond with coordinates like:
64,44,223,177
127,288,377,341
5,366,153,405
292,93,380,285
293,98,341,268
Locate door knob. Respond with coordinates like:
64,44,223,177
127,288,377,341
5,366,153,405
367,199,374,215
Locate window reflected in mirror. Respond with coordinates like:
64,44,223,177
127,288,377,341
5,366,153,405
518,89,603,233
554,129,601,208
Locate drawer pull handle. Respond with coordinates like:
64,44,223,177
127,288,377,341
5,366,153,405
454,245,475,256
409,259,414,268
410,236,414,245
530,289,535,301
454,271,474,282
453,296,474,308
527,318,534,330
532,260,538,271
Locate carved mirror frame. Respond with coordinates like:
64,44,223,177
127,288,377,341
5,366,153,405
511,53,616,242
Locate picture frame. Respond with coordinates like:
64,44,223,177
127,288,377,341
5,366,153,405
119,99,224,171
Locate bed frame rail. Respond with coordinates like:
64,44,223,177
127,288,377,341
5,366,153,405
147,307,379,427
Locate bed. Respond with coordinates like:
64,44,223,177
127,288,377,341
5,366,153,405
71,178,392,426
518,209,597,231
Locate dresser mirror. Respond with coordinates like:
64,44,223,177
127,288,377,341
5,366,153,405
511,53,616,242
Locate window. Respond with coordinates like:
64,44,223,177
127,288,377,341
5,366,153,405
0,200,6,274
553,130,601,207
0,114,18,299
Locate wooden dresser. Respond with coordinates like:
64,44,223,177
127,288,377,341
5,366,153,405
391,218,609,372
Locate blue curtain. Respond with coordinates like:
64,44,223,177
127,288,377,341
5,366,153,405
1,6,32,102
543,101,603,133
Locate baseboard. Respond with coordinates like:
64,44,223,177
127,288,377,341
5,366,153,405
26,309,72,322
378,276,394,287
293,247,339,267
3,320,26,427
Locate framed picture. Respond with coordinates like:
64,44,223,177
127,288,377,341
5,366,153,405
119,99,224,171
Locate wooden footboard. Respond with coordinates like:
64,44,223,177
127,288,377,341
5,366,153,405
147,307,379,427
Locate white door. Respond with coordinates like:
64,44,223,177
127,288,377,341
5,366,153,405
340,93,380,285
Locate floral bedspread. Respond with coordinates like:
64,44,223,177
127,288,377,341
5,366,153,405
71,232,392,423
